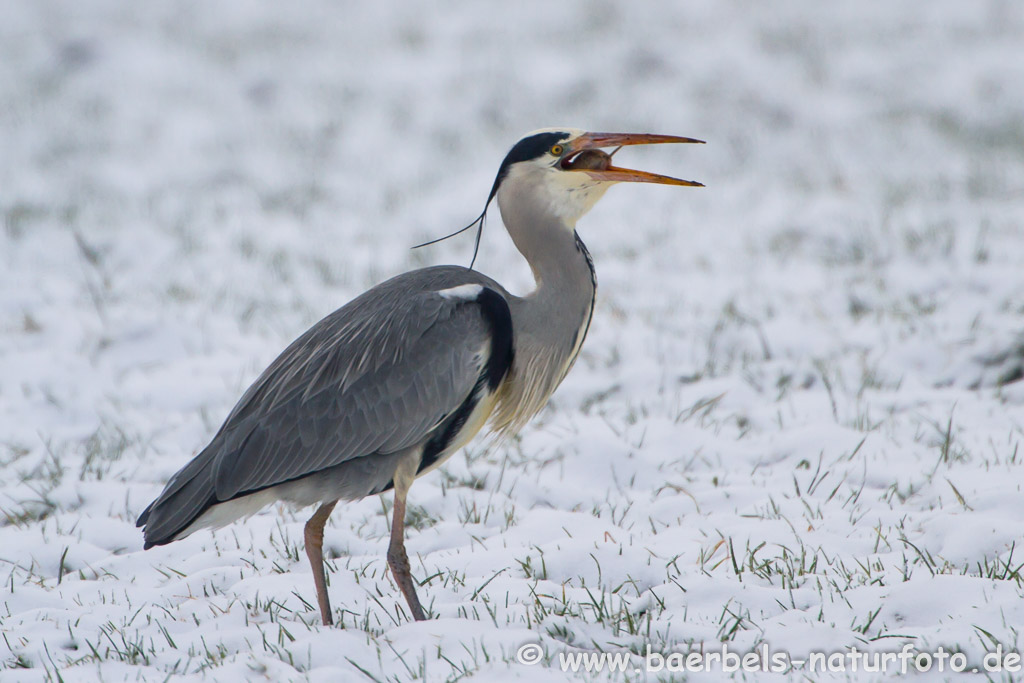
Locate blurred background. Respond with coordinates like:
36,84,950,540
2,0,1024,678
3,0,1022,448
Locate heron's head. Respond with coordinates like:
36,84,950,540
489,128,704,226
415,128,703,268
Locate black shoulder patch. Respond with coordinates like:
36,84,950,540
475,287,514,391
486,131,569,203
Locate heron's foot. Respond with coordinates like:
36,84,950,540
387,542,427,621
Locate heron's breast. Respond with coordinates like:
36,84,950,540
560,296,595,382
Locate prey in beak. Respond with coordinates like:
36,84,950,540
560,132,704,187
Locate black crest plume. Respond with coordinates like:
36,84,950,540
412,131,569,269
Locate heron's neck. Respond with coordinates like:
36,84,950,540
506,209,596,327
490,205,597,433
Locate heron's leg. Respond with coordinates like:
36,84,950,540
304,500,338,626
387,452,426,621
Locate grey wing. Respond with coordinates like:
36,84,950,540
138,267,512,546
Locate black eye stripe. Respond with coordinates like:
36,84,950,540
486,132,570,202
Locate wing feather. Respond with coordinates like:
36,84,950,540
208,272,500,499
138,267,512,546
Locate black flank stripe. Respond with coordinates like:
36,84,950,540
416,375,486,476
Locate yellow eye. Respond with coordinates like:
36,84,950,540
549,144,564,156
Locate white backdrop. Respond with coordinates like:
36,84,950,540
2,1,1023,680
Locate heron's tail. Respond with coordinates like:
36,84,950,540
136,445,219,549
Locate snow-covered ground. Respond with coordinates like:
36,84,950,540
3,1,1024,680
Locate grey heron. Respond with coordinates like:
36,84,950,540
136,128,703,625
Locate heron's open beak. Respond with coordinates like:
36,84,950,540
565,132,704,187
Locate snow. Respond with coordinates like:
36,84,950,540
3,0,1024,680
